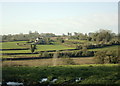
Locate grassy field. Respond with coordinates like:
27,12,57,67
36,45,75,51
88,45,119,51
1,45,119,54
67,39,88,43
1,41,27,49
1,45,75,54
1,41,75,49
1,45,119,59
1,50,31,53
60,45,119,54
1,41,75,58
1,41,120,85
2,54,40,58
3,64,120,86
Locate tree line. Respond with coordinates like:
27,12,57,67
1,29,119,44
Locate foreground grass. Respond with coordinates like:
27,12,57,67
3,64,120,86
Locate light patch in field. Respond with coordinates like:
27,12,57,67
2,57,95,66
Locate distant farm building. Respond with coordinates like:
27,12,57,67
35,37,43,43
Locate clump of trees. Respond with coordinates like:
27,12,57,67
61,55,76,65
76,45,82,49
35,38,54,45
95,50,120,64
70,29,120,44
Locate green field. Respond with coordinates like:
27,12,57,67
2,54,40,57
3,64,120,86
36,45,75,51
1,41,119,61
1,50,30,53
1,45,119,59
67,39,88,43
0,41,74,55
88,45,119,51
1,45,119,54
1,41,27,49
1,41,75,50
1,40,120,86
60,45,119,53
1,45,75,53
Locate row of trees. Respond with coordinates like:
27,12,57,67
39,50,94,58
2,31,56,42
69,29,119,42
1,29,119,43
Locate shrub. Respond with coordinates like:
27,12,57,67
76,45,82,49
30,44,36,53
94,51,106,64
41,52,51,57
95,50,120,64
61,55,76,65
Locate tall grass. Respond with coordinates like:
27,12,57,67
3,64,120,85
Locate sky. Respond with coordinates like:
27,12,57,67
0,1,118,35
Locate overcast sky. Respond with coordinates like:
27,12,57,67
0,0,118,35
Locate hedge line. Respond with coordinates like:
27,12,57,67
39,50,95,58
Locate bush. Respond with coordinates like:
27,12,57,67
95,50,120,64
61,55,76,65
41,52,51,57
30,44,36,53
76,45,82,49
82,51,94,57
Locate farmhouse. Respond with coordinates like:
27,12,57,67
35,37,43,43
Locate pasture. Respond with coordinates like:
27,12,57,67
36,45,75,51
1,41,27,49
1,40,119,60
1,41,75,58
88,45,119,51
